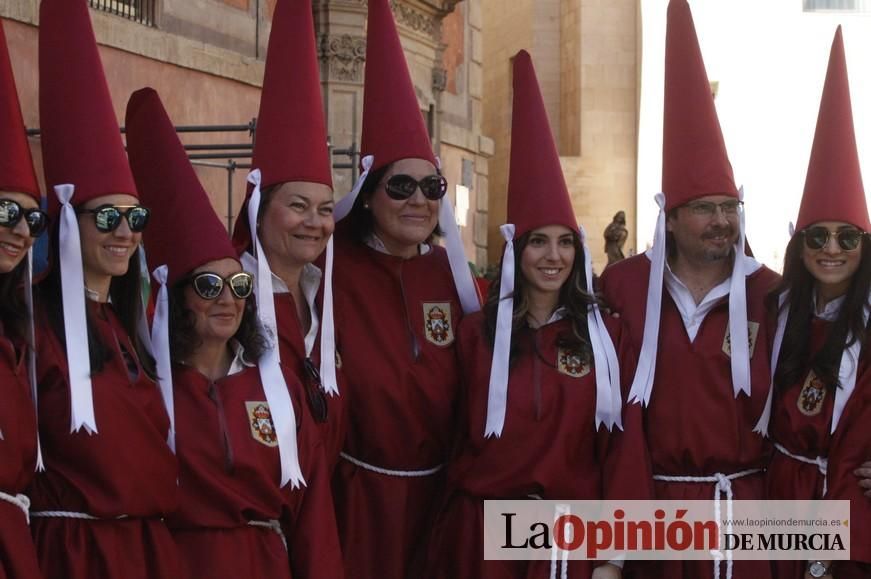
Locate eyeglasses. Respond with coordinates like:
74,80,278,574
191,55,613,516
188,271,254,300
303,357,327,423
802,226,865,252
0,199,49,237
77,205,150,233
383,174,448,201
684,200,743,218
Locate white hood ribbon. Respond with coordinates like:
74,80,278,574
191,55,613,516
25,249,44,469
830,306,869,433
579,225,623,431
627,193,667,406
727,186,752,399
753,292,788,436
246,169,305,488
334,155,374,222
436,156,481,316
484,224,516,437
319,235,339,396
56,184,97,434
150,265,176,452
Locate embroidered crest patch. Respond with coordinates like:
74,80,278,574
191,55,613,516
557,347,590,378
797,371,827,417
722,321,760,359
246,401,278,447
423,302,455,346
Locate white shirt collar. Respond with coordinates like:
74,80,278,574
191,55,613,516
364,232,431,256
813,292,846,321
228,339,256,376
662,259,732,343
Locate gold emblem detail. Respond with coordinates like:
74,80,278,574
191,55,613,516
246,401,278,447
557,347,590,378
797,371,827,417
723,321,760,358
423,302,455,346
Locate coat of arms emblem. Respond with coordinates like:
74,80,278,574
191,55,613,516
423,302,454,346
722,321,760,358
797,371,827,417
246,401,278,447
557,347,590,378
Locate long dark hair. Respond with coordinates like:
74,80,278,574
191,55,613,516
168,278,267,364
344,163,442,245
38,225,157,378
772,232,871,393
0,258,30,340
483,229,598,365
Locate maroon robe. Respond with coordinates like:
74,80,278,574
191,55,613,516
29,301,180,579
425,312,652,579
599,253,780,579
766,318,871,578
330,226,464,579
168,362,343,579
273,290,348,471
0,327,41,579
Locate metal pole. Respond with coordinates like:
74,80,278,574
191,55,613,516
226,160,236,233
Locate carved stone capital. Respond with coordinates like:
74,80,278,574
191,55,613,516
319,34,367,82
432,66,447,93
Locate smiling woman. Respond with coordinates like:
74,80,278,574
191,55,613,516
761,27,871,579
0,18,47,579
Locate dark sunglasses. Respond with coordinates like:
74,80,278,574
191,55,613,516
802,227,865,252
383,174,448,201
78,204,150,233
0,199,49,237
188,271,254,300
303,357,328,423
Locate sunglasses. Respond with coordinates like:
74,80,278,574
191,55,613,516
803,227,865,252
303,357,328,423
383,174,448,201
188,271,254,300
78,204,150,233
0,199,49,237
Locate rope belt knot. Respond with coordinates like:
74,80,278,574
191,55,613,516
247,519,287,551
653,467,763,579
0,491,31,524
774,442,828,495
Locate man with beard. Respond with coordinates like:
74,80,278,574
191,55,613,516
597,2,778,578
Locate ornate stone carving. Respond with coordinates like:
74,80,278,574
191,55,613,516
356,0,440,39
319,34,367,82
432,66,447,93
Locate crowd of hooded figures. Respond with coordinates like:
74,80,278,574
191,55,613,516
0,1,869,579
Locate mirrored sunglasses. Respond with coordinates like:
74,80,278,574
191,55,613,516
0,199,49,237
78,205,150,233
189,271,254,300
803,227,865,252
384,174,448,201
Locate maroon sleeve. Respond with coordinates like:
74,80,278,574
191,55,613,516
283,393,344,579
601,318,654,501
826,380,871,564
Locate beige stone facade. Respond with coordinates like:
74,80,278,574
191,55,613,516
0,0,491,265
481,0,640,272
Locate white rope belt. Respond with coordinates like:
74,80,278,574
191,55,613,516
653,468,763,579
0,491,31,524
339,452,444,477
774,442,828,496
247,519,287,551
30,511,130,521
